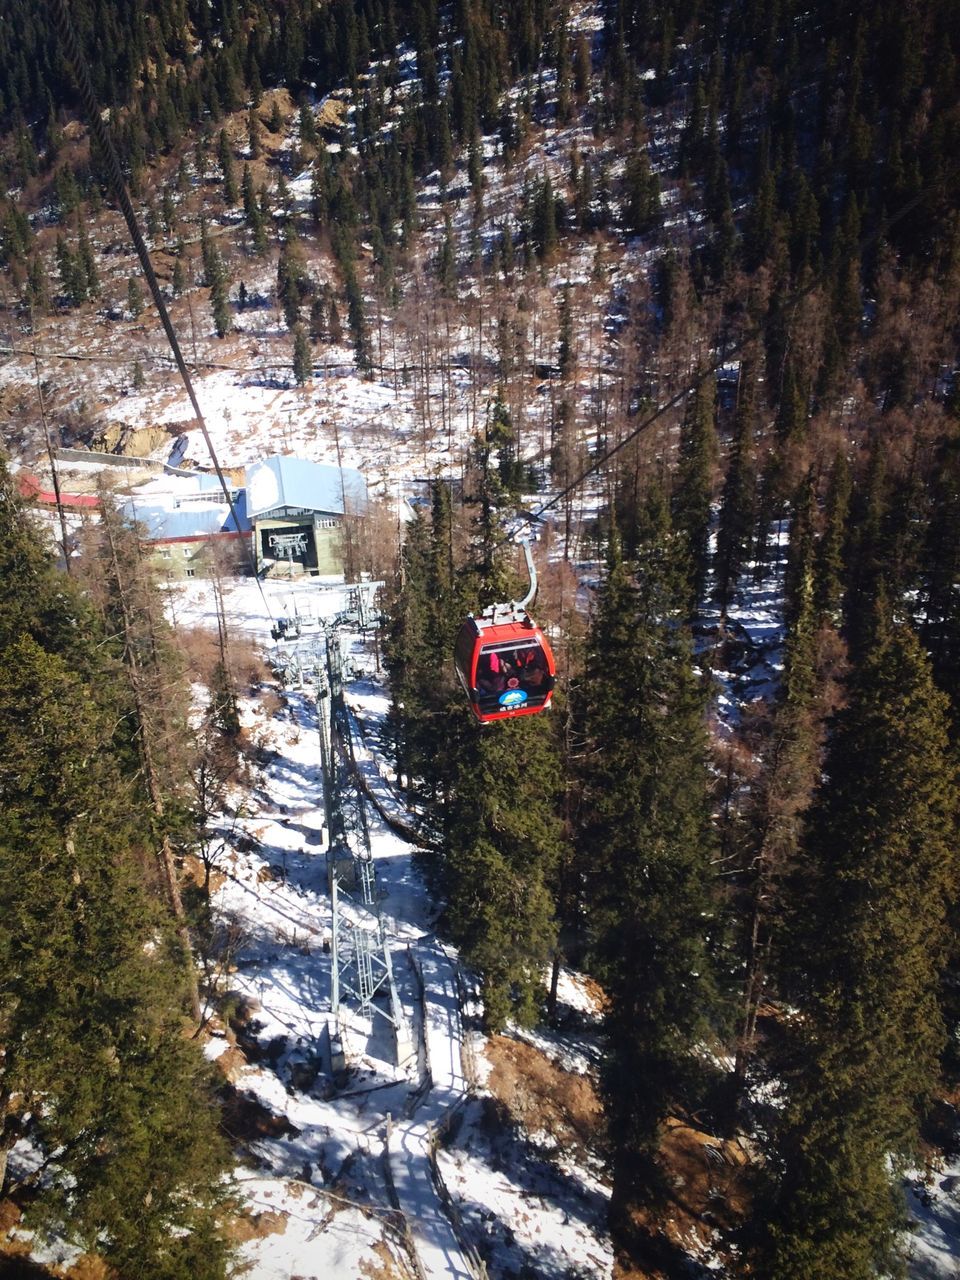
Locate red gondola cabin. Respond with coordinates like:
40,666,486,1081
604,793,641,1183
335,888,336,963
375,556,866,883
454,609,556,723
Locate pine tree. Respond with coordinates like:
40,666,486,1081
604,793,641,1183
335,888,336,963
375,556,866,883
673,377,718,616
292,323,311,384
56,235,86,306
443,715,564,1030
161,187,177,235
78,223,99,298
328,295,342,344
844,441,889,660
579,523,719,1217
0,464,232,1275
210,268,230,337
814,451,851,625
277,231,305,328
276,170,292,220
199,216,217,287
217,128,237,204
92,499,200,1020
566,26,588,96
241,163,257,224
530,173,559,259
623,149,660,235
0,639,232,1278
309,294,325,340
759,624,959,1279
733,532,841,1088
488,393,523,497
715,355,758,615
299,99,317,148
127,275,145,318
54,165,81,220
343,263,370,370
383,511,437,796
25,254,49,312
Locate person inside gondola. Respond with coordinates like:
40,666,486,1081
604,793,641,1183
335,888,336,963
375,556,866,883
477,650,507,695
518,646,548,692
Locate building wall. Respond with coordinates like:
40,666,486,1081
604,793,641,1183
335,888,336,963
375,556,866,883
150,541,209,581
147,535,252,580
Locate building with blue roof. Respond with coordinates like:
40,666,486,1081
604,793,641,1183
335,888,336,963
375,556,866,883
126,455,367,579
246,455,368,576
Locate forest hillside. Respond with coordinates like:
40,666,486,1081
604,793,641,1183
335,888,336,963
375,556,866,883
1,0,960,1275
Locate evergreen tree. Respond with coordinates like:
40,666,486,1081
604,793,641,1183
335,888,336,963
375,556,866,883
210,268,230,338
733,536,840,1087
25,255,50,312
488,393,524,497
391,481,568,1028
292,323,311,384
241,163,257,224
56,234,86,306
161,187,177,235
814,451,852,625
276,170,292,220
844,442,889,660
127,275,145,318
383,511,438,797
759,624,959,1279
715,356,758,615
309,294,325,341
199,216,218,287
622,148,660,235
217,128,237,204
78,223,99,298
530,173,559,259
328,295,342,344
54,165,81,220
299,99,318,148
277,232,305,328
443,715,564,1031
673,378,718,616
343,264,370,370
92,499,200,1018
579,524,719,1220
0,464,232,1276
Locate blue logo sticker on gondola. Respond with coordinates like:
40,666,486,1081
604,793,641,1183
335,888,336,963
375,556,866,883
499,689,528,708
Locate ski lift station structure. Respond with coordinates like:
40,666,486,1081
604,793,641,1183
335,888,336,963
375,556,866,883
247,454,368,577
125,455,369,579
